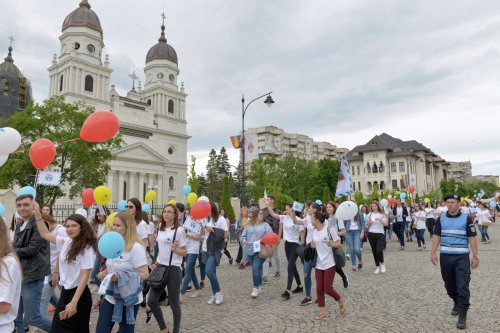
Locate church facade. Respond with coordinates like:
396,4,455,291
48,0,189,204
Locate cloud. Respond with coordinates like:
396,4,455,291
1,0,498,176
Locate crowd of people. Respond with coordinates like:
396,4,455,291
0,189,498,332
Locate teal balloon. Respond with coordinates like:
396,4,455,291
490,201,497,208
142,203,151,214
117,200,127,212
17,186,36,199
400,192,407,199
182,184,192,196
98,231,125,259
0,203,5,216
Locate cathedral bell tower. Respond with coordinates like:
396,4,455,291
48,0,111,110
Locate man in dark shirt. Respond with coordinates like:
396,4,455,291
262,196,281,279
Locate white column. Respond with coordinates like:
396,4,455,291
138,173,145,201
107,171,114,202
157,174,163,204
118,171,125,201
128,172,136,199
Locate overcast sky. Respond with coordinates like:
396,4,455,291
1,0,498,176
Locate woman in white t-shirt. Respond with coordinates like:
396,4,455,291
95,212,149,333
34,203,97,333
39,213,66,321
424,202,436,238
412,204,427,250
180,210,204,300
326,202,349,288
0,217,22,333
147,204,187,333
366,203,388,274
309,210,346,321
126,198,149,247
266,201,304,300
90,208,108,289
475,201,491,244
203,203,229,306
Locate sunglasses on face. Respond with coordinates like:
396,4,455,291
126,205,135,209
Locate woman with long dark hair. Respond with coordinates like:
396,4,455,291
126,198,149,247
34,202,97,333
147,204,187,333
366,202,388,274
219,209,233,265
0,217,22,332
325,202,349,288
180,209,204,301
424,202,436,238
235,207,249,268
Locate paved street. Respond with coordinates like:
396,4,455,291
87,220,500,333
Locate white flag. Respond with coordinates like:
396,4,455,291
36,171,62,186
335,155,353,198
264,188,268,200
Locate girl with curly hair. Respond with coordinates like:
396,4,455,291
34,202,97,333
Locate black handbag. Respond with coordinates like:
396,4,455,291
148,228,177,290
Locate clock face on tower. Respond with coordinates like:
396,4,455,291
87,44,95,53
157,72,164,79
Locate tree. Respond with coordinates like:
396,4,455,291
187,155,200,194
0,97,123,206
372,182,380,200
204,149,221,202
354,191,364,205
322,186,331,204
298,186,305,203
219,176,235,221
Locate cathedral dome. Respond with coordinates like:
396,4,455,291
146,24,177,64
0,47,22,78
62,0,103,36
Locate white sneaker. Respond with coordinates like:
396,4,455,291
251,288,259,298
215,292,224,305
207,295,216,305
190,290,201,298
380,264,386,274
374,266,381,274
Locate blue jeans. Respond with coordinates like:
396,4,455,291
199,252,206,281
15,277,52,332
480,225,490,242
248,253,265,288
91,256,102,286
416,229,425,247
180,253,200,294
303,259,313,297
405,221,413,238
95,298,139,333
346,229,362,266
395,222,405,246
40,276,59,319
205,253,221,293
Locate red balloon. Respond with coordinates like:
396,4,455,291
261,232,279,246
190,201,211,220
82,188,95,207
388,198,397,206
29,138,56,169
409,185,415,194
80,111,120,143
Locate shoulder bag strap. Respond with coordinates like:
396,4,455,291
168,228,178,267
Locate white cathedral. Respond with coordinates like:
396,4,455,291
48,0,189,204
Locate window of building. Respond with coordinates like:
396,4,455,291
367,162,371,174
357,165,360,175
169,176,174,190
143,183,146,201
358,182,361,191
2,79,8,96
59,75,64,92
367,182,373,191
168,100,174,114
400,179,405,189
379,162,384,173
391,162,397,173
380,181,385,190
168,147,174,155
399,161,405,172
392,179,398,189
352,166,355,175
371,153,378,158
353,182,356,191
372,163,378,173
147,99,151,106
84,75,93,92
123,181,127,200
426,163,431,175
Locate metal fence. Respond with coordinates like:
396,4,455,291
52,204,166,223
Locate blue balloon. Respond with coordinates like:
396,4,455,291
400,192,407,199
182,184,192,196
142,203,151,214
0,203,5,217
315,199,323,206
117,200,127,212
17,186,36,199
490,201,497,209
98,231,125,259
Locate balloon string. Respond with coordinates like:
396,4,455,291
12,137,81,154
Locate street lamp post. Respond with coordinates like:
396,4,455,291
241,92,275,206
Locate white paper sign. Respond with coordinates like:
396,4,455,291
36,171,62,186
98,273,115,296
253,241,261,253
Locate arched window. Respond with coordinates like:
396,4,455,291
168,100,174,114
123,181,127,200
367,162,371,174
367,182,373,191
372,163,378,173
379,162,384,173
169,176,175,190
147,99,151,106
84,75,94,92
380,181,385,190
59,75,64,92
357,165,360,175
2,79,8,96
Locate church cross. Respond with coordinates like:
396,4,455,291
129,71,139,92
8,36,15,47
161,12,166,26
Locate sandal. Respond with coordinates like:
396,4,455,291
338,297,346,316
146,310,153,323
312,312,326,321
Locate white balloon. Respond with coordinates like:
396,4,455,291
335,201,358,220
496,192,500,198
0,154,8,167
198,196,209,202
387,195,393,199
380,199,388,207
0,127,21,155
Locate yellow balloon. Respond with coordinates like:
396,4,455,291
94,185,112,205
106,212,118,231
145,190,157,202
424,198,430,203
187,192,198,205
168,199,177,205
